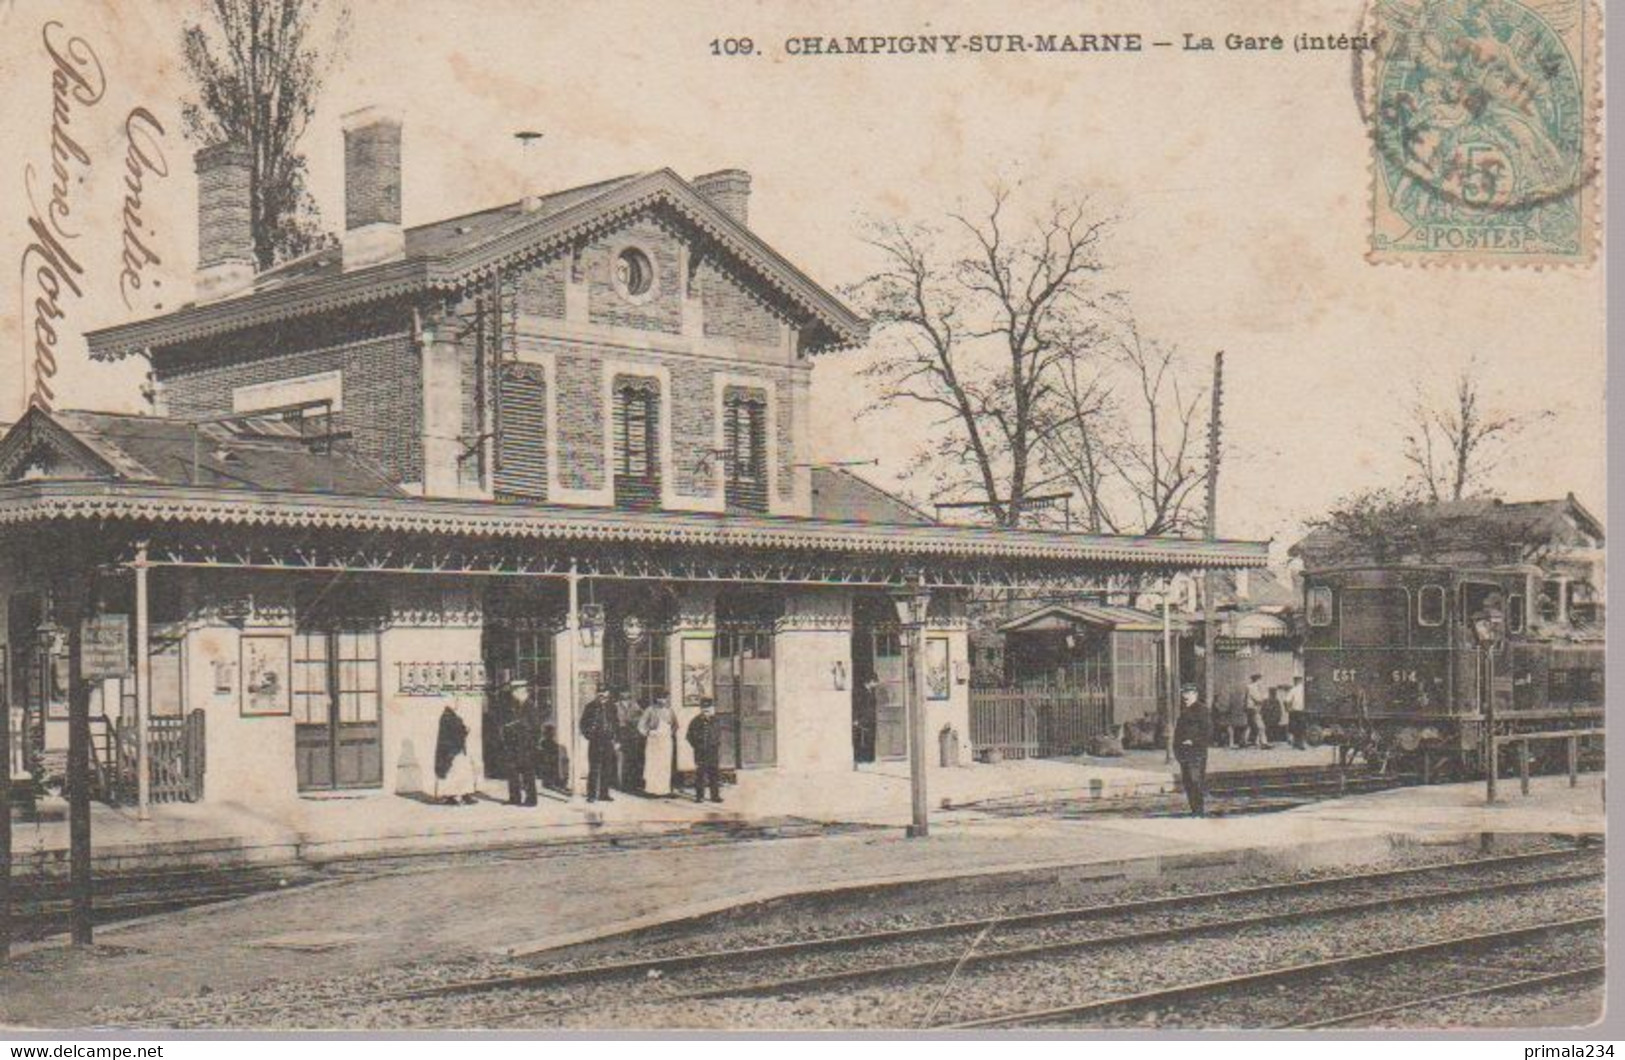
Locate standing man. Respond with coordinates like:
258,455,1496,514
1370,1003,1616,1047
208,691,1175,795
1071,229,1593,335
1244,673,1272,749
686,699,724,804
1173,683,1212,816
616,690,646,794
579,688,617,803
1286,675,1307,749
500,677,539,807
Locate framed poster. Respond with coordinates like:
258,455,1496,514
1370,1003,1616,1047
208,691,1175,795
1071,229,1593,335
925,636,951,701
680,636,714,707
240,634,292,717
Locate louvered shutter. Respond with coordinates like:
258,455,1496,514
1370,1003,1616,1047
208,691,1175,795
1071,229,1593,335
496,365,548,499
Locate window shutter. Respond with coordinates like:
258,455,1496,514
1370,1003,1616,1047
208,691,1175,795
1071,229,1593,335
496,365,547,498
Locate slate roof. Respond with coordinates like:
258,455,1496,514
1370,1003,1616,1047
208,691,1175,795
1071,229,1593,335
1,409,402,497
809,467,935,526
85,169,865,359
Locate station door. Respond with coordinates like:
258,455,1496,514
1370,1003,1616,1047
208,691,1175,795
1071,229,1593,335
714,630,776,769
294,628,382,791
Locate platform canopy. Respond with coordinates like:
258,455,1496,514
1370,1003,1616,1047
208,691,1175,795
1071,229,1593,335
0,407,1269,590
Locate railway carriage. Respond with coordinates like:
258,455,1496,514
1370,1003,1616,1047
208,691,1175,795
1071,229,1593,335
1301,564,1604,776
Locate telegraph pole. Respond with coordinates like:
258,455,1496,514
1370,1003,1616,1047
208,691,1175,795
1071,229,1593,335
1202,352,1225,719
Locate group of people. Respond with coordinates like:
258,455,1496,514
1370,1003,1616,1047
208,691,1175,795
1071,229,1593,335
1172,675,1307,816
430,678,728,807
1210,674,1307,750
577,687,724,805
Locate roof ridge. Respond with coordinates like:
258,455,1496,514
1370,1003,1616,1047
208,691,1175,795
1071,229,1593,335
406,171,647,234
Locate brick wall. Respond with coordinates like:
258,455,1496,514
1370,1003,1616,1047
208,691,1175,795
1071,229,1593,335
159,309,422,484
671,360,714,497
776,382,794,500
584,219,682,334
555,352,604,491
517,255,567,318
701,259,784,347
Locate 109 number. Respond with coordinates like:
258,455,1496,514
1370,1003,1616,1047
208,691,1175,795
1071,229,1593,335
709,37,756,56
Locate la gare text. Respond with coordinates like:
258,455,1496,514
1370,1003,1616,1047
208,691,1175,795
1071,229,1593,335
708,32,1378,58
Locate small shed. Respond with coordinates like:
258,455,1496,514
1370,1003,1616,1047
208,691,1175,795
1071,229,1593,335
998,603,1184,725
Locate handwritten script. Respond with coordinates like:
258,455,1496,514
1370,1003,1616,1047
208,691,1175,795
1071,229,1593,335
18,21,105,413
119,107,169,312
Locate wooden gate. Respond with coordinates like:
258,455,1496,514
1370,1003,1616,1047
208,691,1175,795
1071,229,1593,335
969,687,1112,760
115,709,205,803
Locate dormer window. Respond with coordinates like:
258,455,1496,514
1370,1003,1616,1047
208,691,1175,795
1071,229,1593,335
724,388,768,514
613,376,661,510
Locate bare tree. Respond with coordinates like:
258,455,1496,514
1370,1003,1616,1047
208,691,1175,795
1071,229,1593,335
1042,322,1206,536
846,186,1112,528
181,0,351,269
1401,361,1550,502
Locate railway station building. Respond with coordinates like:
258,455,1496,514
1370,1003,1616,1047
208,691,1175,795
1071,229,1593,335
2,108,1265,809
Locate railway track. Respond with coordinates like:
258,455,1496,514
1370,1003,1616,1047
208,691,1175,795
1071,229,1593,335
943,917,1603,1029
97,843,1603,1030
9,866,325,943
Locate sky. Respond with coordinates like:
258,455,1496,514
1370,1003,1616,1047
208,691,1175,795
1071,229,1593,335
0,0,1604,559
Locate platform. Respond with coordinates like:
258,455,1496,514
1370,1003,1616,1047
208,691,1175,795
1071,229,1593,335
4,756,1174,877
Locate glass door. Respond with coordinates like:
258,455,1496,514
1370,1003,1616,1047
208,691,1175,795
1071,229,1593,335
293,628,382,791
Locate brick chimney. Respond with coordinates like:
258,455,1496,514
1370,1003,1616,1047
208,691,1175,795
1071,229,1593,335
692,169,751,226
193,141,255,301
341,106,404,269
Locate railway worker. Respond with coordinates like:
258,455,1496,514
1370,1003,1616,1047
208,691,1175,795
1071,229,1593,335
686,699,724,804
500,677,540,807
580,688,618,803
1286,676,1307,749
1173,683,1211,816
1244,674,1273,749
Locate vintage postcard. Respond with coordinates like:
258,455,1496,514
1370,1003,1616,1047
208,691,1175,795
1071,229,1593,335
0,0,1607,1041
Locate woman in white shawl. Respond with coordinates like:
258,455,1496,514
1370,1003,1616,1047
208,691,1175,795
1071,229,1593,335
640,694,677,797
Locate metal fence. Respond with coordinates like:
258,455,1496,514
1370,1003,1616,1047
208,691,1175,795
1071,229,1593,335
969,686,1113,760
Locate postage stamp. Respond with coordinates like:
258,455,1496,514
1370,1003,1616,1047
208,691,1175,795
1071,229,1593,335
1365,0,1598,266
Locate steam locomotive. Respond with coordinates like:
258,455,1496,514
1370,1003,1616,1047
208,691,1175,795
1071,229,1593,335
1300,563,1604,776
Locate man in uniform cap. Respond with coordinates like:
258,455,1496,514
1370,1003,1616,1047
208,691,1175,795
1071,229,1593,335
1173,682,1212,816
579,687,618,803
500,676,539,807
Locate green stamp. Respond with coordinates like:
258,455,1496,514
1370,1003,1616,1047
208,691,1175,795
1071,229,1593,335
1367,0,1597,265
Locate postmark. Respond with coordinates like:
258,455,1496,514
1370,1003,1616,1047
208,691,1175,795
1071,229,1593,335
1364,0,1598,266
